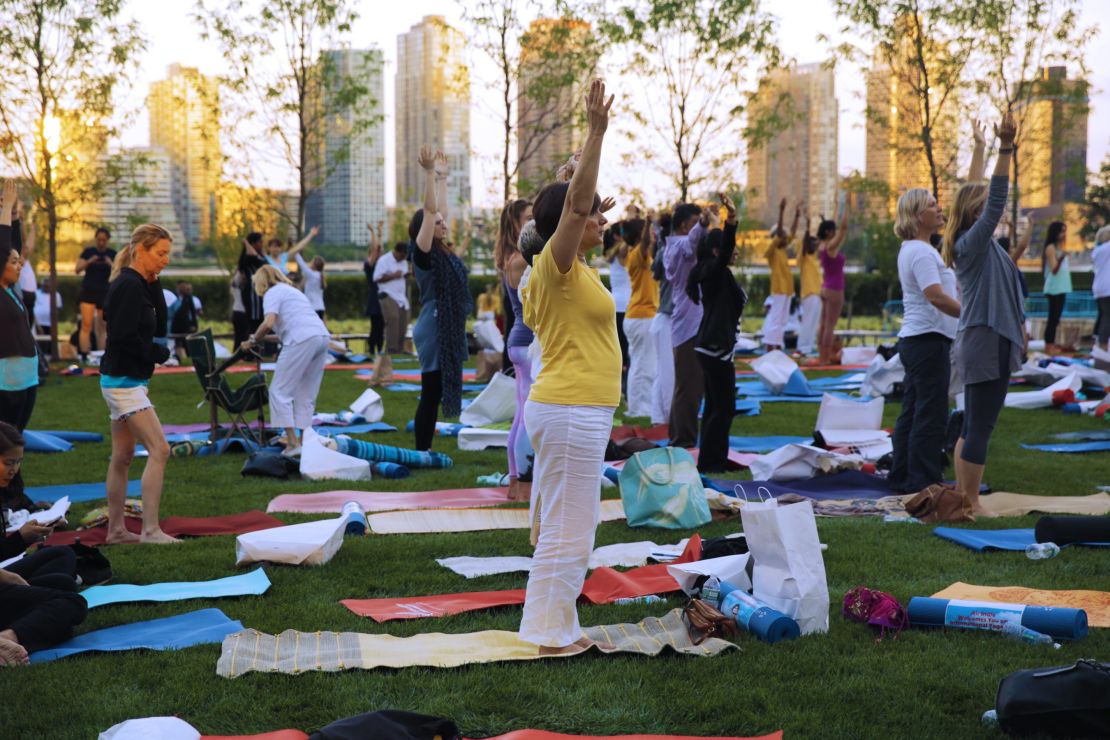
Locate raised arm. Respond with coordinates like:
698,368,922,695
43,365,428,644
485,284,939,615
963,112,1016,251
289,225,319,258
1010,217,1032,263
715,196,738,269
366,222,382,264
415,145,437,253
788,202,802,243
967,119,987,183
0,180,14,228
435,153,449,226
827,205,848,256
638,214,655,259
549,79,613,274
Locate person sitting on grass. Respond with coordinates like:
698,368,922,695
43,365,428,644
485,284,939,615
0,423,87,666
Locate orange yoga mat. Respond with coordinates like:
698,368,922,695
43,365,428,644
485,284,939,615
342,536,701,621
44,510,284,547
202,733,308,740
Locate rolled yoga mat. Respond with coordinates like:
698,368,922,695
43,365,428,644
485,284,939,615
718,580,800,643
334,436,452,469
371,462,410,479
27,430,103,443
26,479,141,504
1035,516,1110,546
907,596,1088,640
22,431,73,453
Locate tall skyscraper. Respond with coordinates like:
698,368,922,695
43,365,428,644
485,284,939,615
746,62,838,227
148,64,220,246
97,146,185,251
863,27,959,216
395,15,470,211
304,48,386,246
516,18,593,197
1016,66,1088,210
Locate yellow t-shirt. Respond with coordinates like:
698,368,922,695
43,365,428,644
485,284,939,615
765,237,794,295
799,249,821,298
624,246,658,319
522,246,622,407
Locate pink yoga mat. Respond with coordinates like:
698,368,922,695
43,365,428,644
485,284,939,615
44,510,284,546
203,733,308,740
267,487,511,514
342,537,701,622
479,733,783,740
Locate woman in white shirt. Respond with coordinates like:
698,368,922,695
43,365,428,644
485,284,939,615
242,265,330,457
1094,225,1110,347
288,226,326,320
888,188,961,497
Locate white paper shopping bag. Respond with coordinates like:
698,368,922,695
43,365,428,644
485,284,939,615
349,388,384,422
741,499,829,635
299,429,372,482
235,515,347,566
460,371,517,427
750,350,799,394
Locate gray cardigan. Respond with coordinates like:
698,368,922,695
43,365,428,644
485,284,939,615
954,175,1026,348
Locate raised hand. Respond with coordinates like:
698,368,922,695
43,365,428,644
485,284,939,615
585,78,614,137
434,150,449,178
0,180,16,217
996,111,1017,146
555,151,581,183
720,192,736,221
972,118,986,147
418,145,435,172
308,225,320,238
779,196,787,212
599,196,616,213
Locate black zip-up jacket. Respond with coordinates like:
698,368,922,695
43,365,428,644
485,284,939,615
100,268,170,379
691,222,747,359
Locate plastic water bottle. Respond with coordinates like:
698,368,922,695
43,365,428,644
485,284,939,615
612,595,665,605
1025,542,1060,560
1002,621,1060,649
883,514,922,524
981,709,999,728
699,576,722,606
342,501,367,536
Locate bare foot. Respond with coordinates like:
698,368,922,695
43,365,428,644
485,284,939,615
538,636,614,656
105,529,141,545
0,637,28,666
140,530,182,544
970,504,998,519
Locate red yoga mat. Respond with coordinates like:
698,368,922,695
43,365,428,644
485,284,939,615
44,510,284,546
611,424,670,443
341,536,702,622
202,733,308,740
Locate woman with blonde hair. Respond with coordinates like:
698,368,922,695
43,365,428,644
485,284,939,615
100,224,177,544
242,265,330,458
888,188,959,497
941,111,1019,518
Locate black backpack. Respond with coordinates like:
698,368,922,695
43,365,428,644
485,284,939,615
70,542,113,587
995,659,1110,736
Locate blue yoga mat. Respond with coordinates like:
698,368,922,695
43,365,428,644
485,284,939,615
29,608,244,663
1021,441,1110,453
371,462,410,479
26,479,141,504
933,527,1110,552
81,569,271,609
734,399,762,416
404,421,467,437
27,430,103,443
907,596,1088,641
381,382,422,392
314,421,397,436
708,470,893,500
22,431,74,453
1053,430,1110,442
334,436,452,469
728,435,810,453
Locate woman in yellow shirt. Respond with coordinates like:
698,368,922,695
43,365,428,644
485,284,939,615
761,198,800,350
796,208,821,356
621,217,657,418
519,80,620,656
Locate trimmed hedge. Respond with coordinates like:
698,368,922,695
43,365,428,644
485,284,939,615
44,268,1091,323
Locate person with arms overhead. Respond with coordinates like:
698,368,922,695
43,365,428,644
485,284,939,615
762,199,800,351
75,226,116,360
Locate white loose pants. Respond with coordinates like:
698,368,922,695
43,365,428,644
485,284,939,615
762,294,791,347
650,313,674,425
797,294,822,355
519,400,614,647
269,335,329,429
623,316,657,418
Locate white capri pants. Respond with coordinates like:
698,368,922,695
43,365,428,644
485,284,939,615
796,294,822,355
623,316,657,419
520,400,614,647
269,335,330,429
649,313,674,425
762,294,791,347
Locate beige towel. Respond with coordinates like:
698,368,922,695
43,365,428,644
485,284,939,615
932,582,1110,628
366,498,625,535
216,608,736,678
978,492,1110,517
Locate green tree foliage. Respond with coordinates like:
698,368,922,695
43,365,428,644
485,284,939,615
462,1,600,201
595,0,782,201
194,0,379,239
0,0,144,346
1082,155,1110,240
829,0,979,201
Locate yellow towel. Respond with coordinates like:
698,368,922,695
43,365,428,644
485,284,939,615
932,582,1110,628
216,608,736,677
978,492,1110,517
366,499,626,534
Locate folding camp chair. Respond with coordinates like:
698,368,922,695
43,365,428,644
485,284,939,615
185,329,269,447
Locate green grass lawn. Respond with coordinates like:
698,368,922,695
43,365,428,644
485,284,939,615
2,359,1108,739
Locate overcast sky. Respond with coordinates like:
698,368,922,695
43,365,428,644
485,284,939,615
119,0,1110,208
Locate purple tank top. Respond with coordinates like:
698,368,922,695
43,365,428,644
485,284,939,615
505,277,534,347
820,249,846,291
